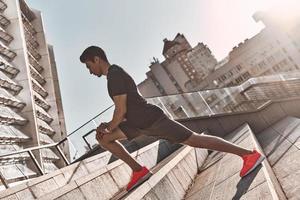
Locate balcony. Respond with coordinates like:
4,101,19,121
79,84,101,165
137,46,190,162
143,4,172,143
39,133,54,144
0,1,7,13
28,53,43,72
29,64,46,85
0,125,30,142
0,72,22,95
21,14,36,36
0,88,26,110
24,28,39,48
0,106,27,125
40,148,60,161
0,15,9,29
0,29,13,45
0,44,16,62
0,144,29,164
31,78,48,98
19,0,35,22
27,42,41,61
37,118,55,136
0,59,19,79
35,104,53,124
33,91,50,111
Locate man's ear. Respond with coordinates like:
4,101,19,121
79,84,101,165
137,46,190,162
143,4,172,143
93,56,100,63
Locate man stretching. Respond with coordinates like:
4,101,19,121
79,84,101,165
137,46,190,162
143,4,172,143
79,46,265,191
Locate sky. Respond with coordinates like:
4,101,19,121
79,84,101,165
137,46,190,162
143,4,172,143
25,0,293,134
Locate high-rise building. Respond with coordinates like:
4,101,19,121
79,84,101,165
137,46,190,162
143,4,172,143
198,10,300,89
139,10,300,97
138,34,217,97
0,0,68,185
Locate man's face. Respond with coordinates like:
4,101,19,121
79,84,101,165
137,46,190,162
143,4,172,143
85,57,103,77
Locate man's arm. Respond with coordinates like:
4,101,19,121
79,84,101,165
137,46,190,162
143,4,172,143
107,94,127,132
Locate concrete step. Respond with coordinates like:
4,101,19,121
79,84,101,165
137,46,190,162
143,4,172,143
36,144,207,200
256,116,300,199
115,145,208,200
0,140,180,200
185,123,286,200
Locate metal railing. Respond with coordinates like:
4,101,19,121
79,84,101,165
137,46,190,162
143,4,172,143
1,72,300,188
0,104,114,188
0,141,69,189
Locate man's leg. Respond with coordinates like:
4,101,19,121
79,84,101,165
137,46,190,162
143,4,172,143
182,133,253,157
97,128,143,171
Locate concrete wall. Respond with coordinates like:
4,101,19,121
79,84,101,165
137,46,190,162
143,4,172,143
179,98,300,138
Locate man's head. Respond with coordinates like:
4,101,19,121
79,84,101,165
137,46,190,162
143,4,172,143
80,46,110,77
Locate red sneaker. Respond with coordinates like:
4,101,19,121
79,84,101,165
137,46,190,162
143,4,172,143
240,149,265,177
126,166,152,191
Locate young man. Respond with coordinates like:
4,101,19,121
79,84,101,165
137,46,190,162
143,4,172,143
80,46,265,191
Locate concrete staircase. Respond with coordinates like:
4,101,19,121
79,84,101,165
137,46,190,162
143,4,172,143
1,116,300,199
185,123,286,200
0,140,182,199
256,116,300,199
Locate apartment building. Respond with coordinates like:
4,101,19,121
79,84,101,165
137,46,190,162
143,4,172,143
0,0,68,185
199,11,300,89
138,34,217,97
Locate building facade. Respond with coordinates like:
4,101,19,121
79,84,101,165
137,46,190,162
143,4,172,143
198,11,300,89
138,33,217,97
0,0,68,185
138,10,300,97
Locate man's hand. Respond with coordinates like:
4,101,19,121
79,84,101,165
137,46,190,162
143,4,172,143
95,122,111,141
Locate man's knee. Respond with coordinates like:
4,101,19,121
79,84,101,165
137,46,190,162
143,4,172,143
182,132,202,147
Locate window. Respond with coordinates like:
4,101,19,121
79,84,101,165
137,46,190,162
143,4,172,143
242,71,250,79
236,64,242,71
235,76,243,83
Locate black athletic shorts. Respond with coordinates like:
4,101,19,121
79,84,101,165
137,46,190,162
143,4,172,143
119,114,193,144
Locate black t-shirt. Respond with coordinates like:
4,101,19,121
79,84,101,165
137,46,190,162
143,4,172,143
107,64,164,128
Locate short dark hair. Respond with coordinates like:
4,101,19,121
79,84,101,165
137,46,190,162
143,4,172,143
79,46,108,63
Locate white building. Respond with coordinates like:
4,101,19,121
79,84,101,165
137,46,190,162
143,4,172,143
0,0,68,185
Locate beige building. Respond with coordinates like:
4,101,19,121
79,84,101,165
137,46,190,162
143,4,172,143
0,0,68,185
139,10,300,98
199,11,300,89
138,33,217,97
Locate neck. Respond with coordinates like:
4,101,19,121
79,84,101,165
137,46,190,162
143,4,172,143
102,62,111,76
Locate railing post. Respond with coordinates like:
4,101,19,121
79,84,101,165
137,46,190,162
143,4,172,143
83,136,92,150
55,145,70,166
28,150,44,176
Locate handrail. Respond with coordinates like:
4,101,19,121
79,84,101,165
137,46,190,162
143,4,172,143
1,73,300,188
0,139,69,189
66,105,114,137
0,98,276,160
